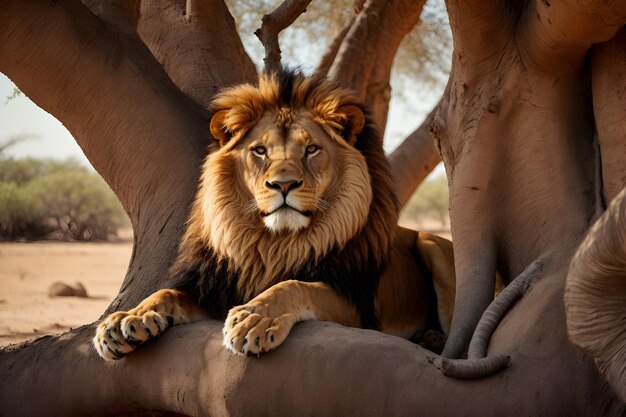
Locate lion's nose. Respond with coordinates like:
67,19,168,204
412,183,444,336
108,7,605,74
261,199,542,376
266,180,303,196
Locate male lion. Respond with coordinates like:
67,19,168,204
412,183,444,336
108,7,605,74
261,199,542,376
94,69,456,359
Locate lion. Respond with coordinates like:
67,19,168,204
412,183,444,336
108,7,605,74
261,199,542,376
93,69,456,360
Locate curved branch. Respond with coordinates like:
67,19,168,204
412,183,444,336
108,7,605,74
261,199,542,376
136,0,257,107
388,105,440,206
2,298,625,416
0,0,228,313
565,186,626,403
254,0,312,74
328,0,425,130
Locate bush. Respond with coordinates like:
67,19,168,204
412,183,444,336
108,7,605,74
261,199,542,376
0,157,84,185
0,182,45,239
0,157,128,241
400,174,449,228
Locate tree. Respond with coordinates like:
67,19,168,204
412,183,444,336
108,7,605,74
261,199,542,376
0,0,625,415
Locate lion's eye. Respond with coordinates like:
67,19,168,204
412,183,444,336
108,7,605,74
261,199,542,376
305,144,320,156
252,146,267,156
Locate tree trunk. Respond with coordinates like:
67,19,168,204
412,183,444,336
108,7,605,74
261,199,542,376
1,0,625,415
437,0,625,359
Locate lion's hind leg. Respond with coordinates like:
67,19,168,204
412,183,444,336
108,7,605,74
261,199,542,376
93,289,205,360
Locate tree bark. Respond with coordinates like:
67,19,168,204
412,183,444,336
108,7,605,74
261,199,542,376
2,307,624,416
135,0,257,107
437,0,626,359
254,0,312,74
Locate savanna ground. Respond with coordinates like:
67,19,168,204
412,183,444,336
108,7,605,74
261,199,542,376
0,223,449,347
0,232,132,346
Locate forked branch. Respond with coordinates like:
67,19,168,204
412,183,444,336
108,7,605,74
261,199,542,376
255,0,312,73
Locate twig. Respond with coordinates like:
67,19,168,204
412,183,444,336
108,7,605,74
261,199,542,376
255,0,312,74
441,258,545,379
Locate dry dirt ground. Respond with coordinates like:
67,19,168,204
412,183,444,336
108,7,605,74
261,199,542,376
0,241,132,346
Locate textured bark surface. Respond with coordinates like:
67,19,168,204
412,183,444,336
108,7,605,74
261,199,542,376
135,0,257,107
1,0,626,415
1,312,623,417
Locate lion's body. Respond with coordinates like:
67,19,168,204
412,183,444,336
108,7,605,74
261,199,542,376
94,70,456,360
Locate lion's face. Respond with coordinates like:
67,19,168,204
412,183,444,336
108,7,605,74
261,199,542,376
234,110,340,233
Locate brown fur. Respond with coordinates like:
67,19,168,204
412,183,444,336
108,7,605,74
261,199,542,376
94,70,457,360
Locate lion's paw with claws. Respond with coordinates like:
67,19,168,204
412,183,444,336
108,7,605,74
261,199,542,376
223,303,306,356
93,310,172,360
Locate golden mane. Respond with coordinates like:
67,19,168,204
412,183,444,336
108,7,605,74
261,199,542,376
175,69,399,317
209,72,363,147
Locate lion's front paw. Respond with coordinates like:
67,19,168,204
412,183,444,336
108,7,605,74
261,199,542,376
93,310,171,360
223,304,298,356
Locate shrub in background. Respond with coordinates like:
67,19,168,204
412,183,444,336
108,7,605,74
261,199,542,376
0,157,128,241
400,174,449,229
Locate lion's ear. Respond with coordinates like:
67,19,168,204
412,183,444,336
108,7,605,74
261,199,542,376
337,105,365,146
210,110,231,147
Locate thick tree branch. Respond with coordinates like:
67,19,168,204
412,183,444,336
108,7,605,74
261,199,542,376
255,0,312,74
3,263,625,416
81,0,139,34
389,105,440,206
433,0,512,73
328,0,425,131
136,0,257,108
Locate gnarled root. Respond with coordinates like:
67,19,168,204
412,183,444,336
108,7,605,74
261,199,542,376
441,259,544,379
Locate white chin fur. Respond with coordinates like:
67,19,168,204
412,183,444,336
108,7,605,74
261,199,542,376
263,209,311,232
